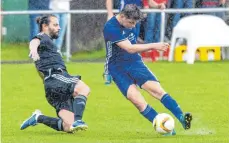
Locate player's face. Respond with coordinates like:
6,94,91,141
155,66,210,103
48,17,60,39
121,16,137,29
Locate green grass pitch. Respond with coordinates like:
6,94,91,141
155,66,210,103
1,62,229,143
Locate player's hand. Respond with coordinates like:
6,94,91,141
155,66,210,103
158,3,166,10
154,42,169,51
29,49,40,61
219,0,226,5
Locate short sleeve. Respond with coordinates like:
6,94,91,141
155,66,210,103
31,33,48,48
103,24,127,44
32,34,43,40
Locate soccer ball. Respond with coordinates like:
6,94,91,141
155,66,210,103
152,113,175,134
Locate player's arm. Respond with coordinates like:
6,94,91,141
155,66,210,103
116,39,169,54
148,0,166,9
148,0,159,8
29,38,44,81
106,0,114,20
219,0,226,5
29,38,40,61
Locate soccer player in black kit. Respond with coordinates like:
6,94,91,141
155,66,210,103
20,15,90,133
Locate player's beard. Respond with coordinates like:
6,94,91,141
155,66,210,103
49,28,59,39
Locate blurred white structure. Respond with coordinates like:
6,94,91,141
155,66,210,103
169,15,229,64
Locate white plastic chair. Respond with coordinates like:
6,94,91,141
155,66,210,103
168,15,229,64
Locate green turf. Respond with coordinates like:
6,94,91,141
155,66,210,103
1,62,229,143
1,43,105,61
1,43,30,61
70,48,106,60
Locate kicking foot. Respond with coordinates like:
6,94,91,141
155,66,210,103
181,112,192,130
20,109,42,130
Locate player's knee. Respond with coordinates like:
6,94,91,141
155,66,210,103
73,81,90,97
80,82,90,96
148,86,166,100
126,92,136,101
82,84,90,97
154,89,166,99
127,92,147,111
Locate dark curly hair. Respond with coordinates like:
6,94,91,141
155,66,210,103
120,4,144,21
36,14,57,32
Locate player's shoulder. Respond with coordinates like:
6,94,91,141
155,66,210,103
104,17,120,30
104,17,121,35
33,33,50,41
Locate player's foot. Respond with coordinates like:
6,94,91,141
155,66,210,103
181,112,192,130
163,129,176,136
70,120,88,133
20,109,42,130
103,73,112,85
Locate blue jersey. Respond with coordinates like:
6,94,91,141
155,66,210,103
103,16,142,71
120,0,142,10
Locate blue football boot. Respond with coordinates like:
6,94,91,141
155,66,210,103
181,112,193,130
20,110,42,130
103,73,112,85
70,120,88,133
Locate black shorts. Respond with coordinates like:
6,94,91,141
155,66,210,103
44,71,80,114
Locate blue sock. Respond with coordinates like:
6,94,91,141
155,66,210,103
140,104,158,122
161,94,183,122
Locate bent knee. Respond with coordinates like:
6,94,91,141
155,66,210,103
154,89,166,99
127,91,147,111
126,86,141,101
73,81,90,97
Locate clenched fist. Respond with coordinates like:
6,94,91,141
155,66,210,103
153,42,170,51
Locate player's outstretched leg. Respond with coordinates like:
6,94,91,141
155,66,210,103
126,85,176,136
160,94,193,130
20,109,42,130
21,109,66,132
141,81,193,130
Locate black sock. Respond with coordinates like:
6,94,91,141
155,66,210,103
37,115,63,131
73,95,87,121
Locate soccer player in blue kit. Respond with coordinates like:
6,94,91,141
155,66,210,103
103,4,192,135
104,0,143,84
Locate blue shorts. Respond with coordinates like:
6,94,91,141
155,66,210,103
109,61,159,97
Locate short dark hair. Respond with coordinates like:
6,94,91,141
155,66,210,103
120,4,143,21
36,14,57,32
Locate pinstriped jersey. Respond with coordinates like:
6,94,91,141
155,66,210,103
103,16,141,70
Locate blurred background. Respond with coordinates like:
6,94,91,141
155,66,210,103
1,0,229,62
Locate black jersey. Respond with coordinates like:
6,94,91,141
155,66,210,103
33,33,66,75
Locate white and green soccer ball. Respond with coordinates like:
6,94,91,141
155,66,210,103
152,113,175,134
